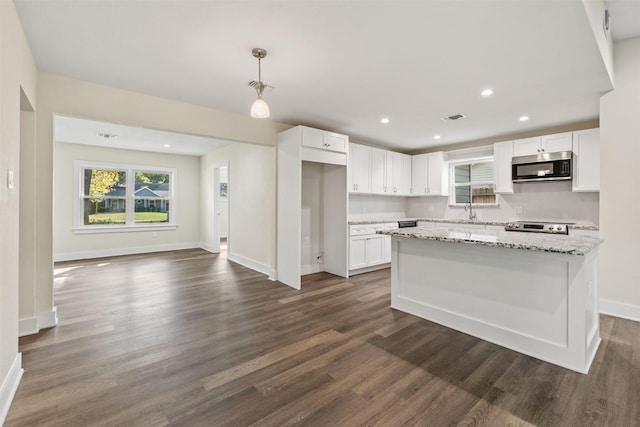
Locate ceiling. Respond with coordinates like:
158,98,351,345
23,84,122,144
54,115,231,156
14,0,640,154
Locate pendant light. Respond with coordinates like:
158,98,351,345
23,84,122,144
249,48,270,118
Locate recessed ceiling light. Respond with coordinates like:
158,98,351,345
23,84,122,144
163,144,171,148
97,132,118,139
434,135,441,140
380,117,390,124
519,115,529,122
481,88,493,97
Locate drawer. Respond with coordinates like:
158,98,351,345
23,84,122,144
350,225,374,236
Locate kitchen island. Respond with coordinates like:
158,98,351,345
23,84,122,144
378,226,602,373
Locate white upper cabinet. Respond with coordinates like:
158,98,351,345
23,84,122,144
513,132,573,156
364,146,410,195
426,152,447,196
370,147,386,193
493,140,514,194
349,143,371,193
403,154,412,195
411,154,428,195
572,128,600,192
542,132,573,153
411,152,447,196
388,151,405,195
301,126,348,153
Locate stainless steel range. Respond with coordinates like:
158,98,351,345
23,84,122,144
505,221,569,235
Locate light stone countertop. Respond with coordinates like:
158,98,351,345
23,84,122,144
348,217,599,231
377,227,602,256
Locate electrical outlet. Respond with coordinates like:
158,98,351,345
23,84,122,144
514,206,523,214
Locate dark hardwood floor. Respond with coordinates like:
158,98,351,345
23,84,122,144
5,248,640,426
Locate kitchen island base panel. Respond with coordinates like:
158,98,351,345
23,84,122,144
390,236,600,374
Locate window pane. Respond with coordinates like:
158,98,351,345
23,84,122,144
133,171,170,223
84,199,126,225
83,168,126,197
454,165,471,184
455,185,471,204
134,200,169,223
470,162,493,183
471,184,496,204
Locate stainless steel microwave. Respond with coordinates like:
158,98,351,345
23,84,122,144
512,151,572,183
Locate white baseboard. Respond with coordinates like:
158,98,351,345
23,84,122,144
199,243,219,253
0,353,23,426
19,307,58,337
269,270,278,281
18,318,38,337
600,299,640,322
226,251,273,278
54,242,202,262
301,263,322,276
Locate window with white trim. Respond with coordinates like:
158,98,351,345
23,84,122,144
75,161,177,232
449,158,496,205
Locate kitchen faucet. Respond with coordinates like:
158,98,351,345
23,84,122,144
465,201,476,221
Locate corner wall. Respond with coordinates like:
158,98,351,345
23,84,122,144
599,37,640,321
200,142,277,277
0,1,37,423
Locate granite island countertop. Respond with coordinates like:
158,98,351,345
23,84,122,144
377,226,602,256
349,217,599,231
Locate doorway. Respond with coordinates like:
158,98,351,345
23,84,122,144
213,163,230,254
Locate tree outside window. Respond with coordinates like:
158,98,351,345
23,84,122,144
77,162,175,229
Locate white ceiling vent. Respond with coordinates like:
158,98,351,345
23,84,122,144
441,114,466,121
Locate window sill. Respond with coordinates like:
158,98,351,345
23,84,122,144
72,224,178,234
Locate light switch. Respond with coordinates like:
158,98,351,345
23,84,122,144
7,170,14,189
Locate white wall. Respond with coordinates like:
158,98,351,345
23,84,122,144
407,181,599,225
53,142,201,260
0,1,37,422
599,37,640,320
301,162,324,274
201,142,276,277
349,194,408,220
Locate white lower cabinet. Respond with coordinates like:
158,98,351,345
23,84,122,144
349,223,395,271
365,235,385,265
349,235,368,270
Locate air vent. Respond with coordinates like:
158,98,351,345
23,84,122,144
441,114,466,121
97,132,118,139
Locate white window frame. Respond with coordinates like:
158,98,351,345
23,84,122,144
73,160,178,234
448,156,498,207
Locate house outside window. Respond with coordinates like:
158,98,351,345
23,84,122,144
450,158,496,205
75,161,177,232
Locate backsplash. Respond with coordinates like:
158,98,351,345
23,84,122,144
407,181,599,225
349,194,407,220
351,181,599,225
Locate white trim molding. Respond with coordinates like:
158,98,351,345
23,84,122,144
19,307,59,337
227,251,273,279
600,299,640,322
54,242,201,262
199,243,219,254
0,353,24,425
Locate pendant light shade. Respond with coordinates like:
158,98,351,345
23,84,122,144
248,48,271,119
251,97,270,118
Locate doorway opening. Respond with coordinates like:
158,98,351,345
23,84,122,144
213,163,230,254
